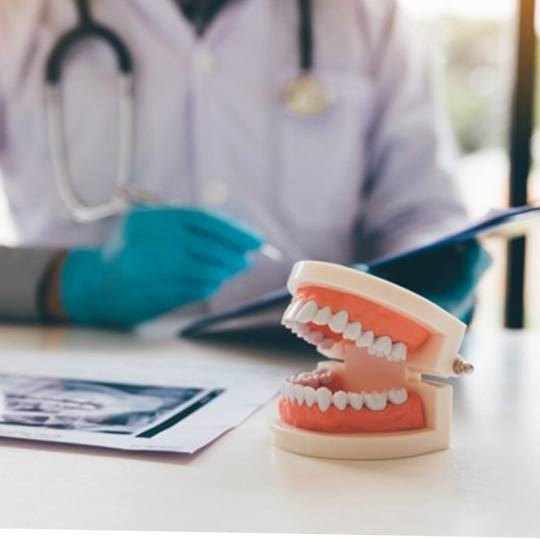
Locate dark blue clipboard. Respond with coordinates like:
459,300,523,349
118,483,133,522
180,204,540,337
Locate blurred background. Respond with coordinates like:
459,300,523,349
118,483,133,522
0,0,537,329
399,0,540,330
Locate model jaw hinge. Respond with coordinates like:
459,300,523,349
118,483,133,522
452,357,474,375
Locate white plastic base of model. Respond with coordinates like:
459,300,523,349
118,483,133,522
271,421,446,460
271,380,451,460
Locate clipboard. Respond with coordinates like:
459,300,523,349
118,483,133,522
180,203,540,337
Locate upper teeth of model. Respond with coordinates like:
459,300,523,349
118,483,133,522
282,299,408,362
281,380,409,412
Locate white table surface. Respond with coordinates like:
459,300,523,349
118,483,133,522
0,324,538,535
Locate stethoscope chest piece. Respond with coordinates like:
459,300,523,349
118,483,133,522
282,75,334,117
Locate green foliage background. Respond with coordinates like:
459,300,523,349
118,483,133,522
430,17,514,154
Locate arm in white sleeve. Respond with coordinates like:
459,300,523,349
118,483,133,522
356,0,467,262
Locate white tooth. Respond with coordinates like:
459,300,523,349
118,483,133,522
281,301,296,323
295,300,318,323
372,336,392,356
293,302,310,322
281,304,293,323
296,324,311,337
285,382,296,401
317,338,335,351
343,321,362,341
328,310,348,333
293,325,309,337
390,342,407,362
364,391,387,411
316,368,333,384
294,384,305,405
289,322,301,334
368,346,385,357
295,372,310,382
388,388,408,405
282,299,303,322
356,330,374,348
315,387,332,412
305,331,324,345
304,386,316,407
332,391,348,411
347,392,364,410
313,306,332,325
286,300,304,321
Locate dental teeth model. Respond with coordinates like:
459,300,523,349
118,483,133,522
271,261,474,460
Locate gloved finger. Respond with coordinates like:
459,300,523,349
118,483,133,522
143,227,252,272
126,226,253,274
179,208,264,252
171,255,253,283
124,206,263,253
102,246,218,286
125,244,252,283
176,229,253,273
118,208,260,277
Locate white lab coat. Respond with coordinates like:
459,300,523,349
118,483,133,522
0,0,467,314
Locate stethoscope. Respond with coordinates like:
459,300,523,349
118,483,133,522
44,0,333,223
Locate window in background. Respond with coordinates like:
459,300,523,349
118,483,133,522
400,0,522,328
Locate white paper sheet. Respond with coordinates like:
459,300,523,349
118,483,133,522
0,350,294,454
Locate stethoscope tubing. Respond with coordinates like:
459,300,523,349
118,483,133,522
44,0,315,224
45,0,135,222
298,0,313,73
46,0,134,84
45,75,135,222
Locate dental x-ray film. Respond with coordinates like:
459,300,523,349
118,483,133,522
0,353,292,454
0,375,218,436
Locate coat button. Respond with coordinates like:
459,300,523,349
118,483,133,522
201,179,229,205
194,49,215,73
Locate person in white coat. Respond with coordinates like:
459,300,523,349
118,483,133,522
0,0,486,327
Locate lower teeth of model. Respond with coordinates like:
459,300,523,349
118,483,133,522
282,383,408,411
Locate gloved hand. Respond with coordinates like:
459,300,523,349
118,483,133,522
354,239,492,323
59,206,263,327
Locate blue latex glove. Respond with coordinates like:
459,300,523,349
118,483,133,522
354,239,492,323
60,206,263,327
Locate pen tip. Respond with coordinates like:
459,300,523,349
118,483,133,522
261,244,284,262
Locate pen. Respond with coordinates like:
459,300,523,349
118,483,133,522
123,186,284,263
